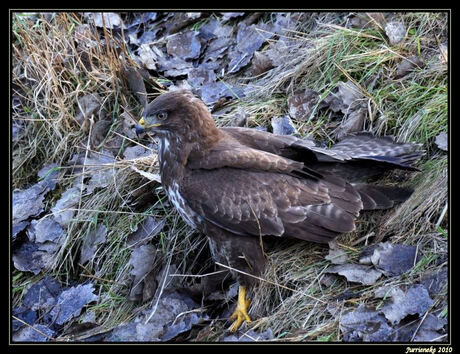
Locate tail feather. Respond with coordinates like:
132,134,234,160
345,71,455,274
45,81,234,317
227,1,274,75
330,132,425,170
354,184,414,210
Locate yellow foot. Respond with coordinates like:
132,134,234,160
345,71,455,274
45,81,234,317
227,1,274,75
229,285,251,332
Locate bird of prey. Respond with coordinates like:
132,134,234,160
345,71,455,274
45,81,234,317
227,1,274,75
135,89,423,332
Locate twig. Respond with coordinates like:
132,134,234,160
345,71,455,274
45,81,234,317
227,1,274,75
144,228,178,324
435,202,448,228
112,130,154,151
12,316,55,341
169,269,227,278
336,242,360,253
350,232,375,246
410,299,439,341
79,273,127,287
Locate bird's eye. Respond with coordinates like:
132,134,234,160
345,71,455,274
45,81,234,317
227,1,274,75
157,111,168,120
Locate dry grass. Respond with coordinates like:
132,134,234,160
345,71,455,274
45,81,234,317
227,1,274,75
11,11,448,342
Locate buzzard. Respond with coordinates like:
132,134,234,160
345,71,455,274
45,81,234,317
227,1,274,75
135,90,423,332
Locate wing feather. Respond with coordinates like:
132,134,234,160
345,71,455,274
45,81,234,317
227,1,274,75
181,167,359,243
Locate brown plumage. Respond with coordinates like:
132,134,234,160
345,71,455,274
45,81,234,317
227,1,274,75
136,89,423,330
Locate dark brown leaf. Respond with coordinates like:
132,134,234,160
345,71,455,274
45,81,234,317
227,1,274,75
287,89,320,121
336,108,366,140
250,51,274,76
122,66,148,107
395,55,424,79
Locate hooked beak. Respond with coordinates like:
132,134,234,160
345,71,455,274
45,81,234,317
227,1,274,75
135,117,161,136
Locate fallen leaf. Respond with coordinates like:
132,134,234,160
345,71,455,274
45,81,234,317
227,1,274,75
288,89,320,121
75,93,102,126
323,81,364,119
22,277,62,311
187,67,217,89
135,29,161,46
12,221,29,241
340,303,394,342
359,242,419,276
393,313,447,342
125,12,158,29
106,291,208,342
80,223,108,264
385,21,406,45
128,244,158,301
199,81,244,107
12,324,55,342
51,187,80,227
199,22,233,66
231,107,248,127
395,55,424,79
13,184,46,237
158,56,194,78
28,216,65,244
136,44,159,71
435,132,447,151
220,12,246,21
250,51,274,76
227,22,273,74
120,110,140,140
336,108,366,140
122,65,148,107
166,31,202,60
264,36,293,67
126,217,166,248
325,246,348,265
412,314,447,342
37,163,60,190
420,267,448,297
67,150,116,194
327,263,383,285
12,306,37,332
221,328,274,342
375,284,433,325
163,12,202,35
90,119,111,148
123,145,152,160
86,12,124,29
48,283,98,325
271,115,297,136
80,310,97,324
12,242,49,274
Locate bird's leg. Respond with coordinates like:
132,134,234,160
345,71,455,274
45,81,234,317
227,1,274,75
229,285,251,332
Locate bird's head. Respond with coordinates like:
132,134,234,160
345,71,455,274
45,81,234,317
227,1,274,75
135,90,219,143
